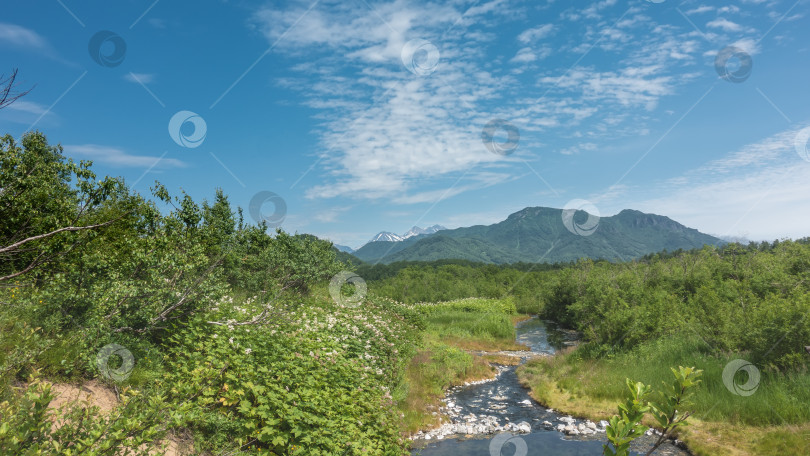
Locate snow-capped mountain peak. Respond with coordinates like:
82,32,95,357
402,225,446,239
368,231,404,243
368,225,446,244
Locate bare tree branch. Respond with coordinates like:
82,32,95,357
152,256,225,324
0,219,119,255
0,69,33,110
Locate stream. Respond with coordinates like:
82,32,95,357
410,318,691,456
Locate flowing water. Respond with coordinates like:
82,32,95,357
410,318,691,456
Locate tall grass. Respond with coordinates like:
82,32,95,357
395,343,494,433
520,333,810,425
397,297,526,432
425,310,516,341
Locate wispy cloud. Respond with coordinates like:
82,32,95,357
559,142,597,156
64,145,186,169
0,100,57,126
3,100,50,116
538,65,676,110
124,73,156,84
517,24,554,44
707,18,744,33
312,205,353,223
629,125,810,240
0,22,76,65
0,23,48,49
686,6,714,15
510,46,551,64
249,0,759,204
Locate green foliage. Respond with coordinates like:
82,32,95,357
351,207,722,264
162,295,419,455
521,334,810,427
539,243,810,370
603,379,651,456
603,366,702,456
0,374,179,455
414,297,517,315
0,132,121,282
4,130,808,454
369,263,552,314
0,131,413,454
648,367,702,434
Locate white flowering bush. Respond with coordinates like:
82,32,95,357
161,294,420,455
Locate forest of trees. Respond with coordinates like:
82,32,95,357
368,240,810,372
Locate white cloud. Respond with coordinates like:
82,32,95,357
539,65,675,110
0,22,75,65
730,37,761,55
707,18,744,32
559,142,597,155
517,24,554,44
3,100,49,116
510,46,551,63
631,125,810,240
251,0,459,63
582,0,618,20
250,0,712,203
123,73,156,84
0,23,47,49
686,6,714,15
0,100,56,126
64,145,186,169
312,206,352,223
148,18,167,29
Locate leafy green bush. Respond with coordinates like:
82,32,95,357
0,374,180,455
604,366,702,456
539,243,810,371
161,295,419,455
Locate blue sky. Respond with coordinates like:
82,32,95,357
2,0,809,248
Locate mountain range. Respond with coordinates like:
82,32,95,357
367,225,447,243
348,207,723,264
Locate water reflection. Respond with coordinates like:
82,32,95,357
515,317,578,354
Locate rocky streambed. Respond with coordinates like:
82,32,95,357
410,318,690,456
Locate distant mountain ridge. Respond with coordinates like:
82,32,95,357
351,207,723,264
402,225,446,239
367,225,446,244
333,244,355,254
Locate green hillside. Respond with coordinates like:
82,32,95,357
351,234,424,262
354,207,723,264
